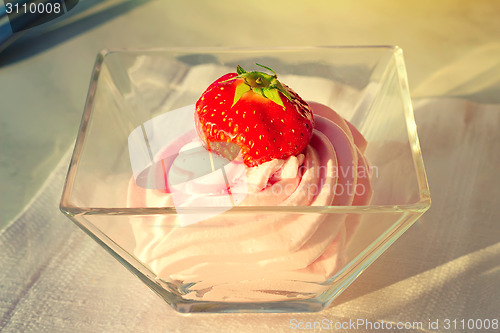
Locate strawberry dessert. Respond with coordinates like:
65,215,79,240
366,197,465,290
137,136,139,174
127,65,373,302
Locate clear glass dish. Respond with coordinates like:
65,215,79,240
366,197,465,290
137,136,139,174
60,46,430,313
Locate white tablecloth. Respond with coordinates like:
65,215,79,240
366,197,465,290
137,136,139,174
2,1,500,332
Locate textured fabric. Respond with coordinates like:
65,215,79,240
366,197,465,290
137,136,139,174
1,99,499,332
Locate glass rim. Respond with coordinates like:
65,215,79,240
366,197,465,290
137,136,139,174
96,44,403,57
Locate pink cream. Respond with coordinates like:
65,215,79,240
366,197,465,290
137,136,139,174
126,102,373,301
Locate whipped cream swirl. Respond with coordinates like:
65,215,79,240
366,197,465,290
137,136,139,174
127,102,372,301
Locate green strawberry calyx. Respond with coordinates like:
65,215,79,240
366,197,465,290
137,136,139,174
227,64,294,108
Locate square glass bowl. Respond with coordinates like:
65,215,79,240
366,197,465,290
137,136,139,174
60,46,430,313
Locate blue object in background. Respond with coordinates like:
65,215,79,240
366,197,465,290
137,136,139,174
0,0,79,52
0,0,149,64
6,1,79,33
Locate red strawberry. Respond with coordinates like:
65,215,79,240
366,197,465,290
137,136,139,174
195,64,314,167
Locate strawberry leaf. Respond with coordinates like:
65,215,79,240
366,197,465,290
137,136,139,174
232,82,251,107
262,87,285,108
236,65,247,75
